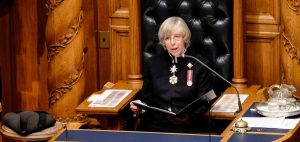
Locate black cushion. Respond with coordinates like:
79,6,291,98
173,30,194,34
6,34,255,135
2,111,56,136
141,0,233,95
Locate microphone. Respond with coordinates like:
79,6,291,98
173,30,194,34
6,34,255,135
183,54,242,114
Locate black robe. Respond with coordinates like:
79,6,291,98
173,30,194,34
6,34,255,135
137,51,213,133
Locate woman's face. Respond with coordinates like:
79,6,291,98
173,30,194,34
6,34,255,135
163,28,186,57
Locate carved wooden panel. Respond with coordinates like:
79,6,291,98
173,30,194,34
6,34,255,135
82,0,99,97
110,27,130,82
109,0,128,16
108,0,130,83
245,19,281,87
0,0,100,115
246,0,280,24
286,0,300,15
46,0,87,121
97,0,111,88
246,35,280,86
281,0,300,98
245,0,281,88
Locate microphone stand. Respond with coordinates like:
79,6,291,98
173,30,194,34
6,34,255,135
184,55,242,114
184,55,251,134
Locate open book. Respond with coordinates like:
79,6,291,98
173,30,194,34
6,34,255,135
210,94,248,113
132,90,216,116
88,89,132,107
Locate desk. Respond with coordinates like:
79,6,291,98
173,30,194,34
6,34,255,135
50,129,222,142
69,85,300,141
77,82,262,130
209,85,262,120
227,133,284,142
76,80,142,130
221,100,300,142
77,80,261,130
50,128,292,142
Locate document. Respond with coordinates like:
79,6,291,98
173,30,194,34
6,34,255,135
88,89,132,107
87,91,110,102
210,94,248,113
239,117,300,129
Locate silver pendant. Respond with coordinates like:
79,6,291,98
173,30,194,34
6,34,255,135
170,65,177,73
187,80,192,86
169,74,178,84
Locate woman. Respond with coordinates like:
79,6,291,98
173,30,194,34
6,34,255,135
130,16,213,133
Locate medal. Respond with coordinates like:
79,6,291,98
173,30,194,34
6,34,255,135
169,65,178,84
187,62,193,86
169,74,178,84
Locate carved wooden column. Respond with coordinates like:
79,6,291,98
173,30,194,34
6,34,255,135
128,0,143,84
281,0,300,98
232,0,248,88
45,0,87,122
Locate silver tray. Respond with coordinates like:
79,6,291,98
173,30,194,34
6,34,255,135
255,102,300,117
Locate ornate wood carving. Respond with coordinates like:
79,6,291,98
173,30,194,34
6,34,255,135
46,11,83,62
282,33,300,64
45,0,64,14
281,0,300,98
287,0,300,14
45,0,87,122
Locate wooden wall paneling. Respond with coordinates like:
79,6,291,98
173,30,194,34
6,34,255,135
232,0,248,88
108,0,128,16
246,0,280,24
97,0,111,88
246,28,280,86
0,0,49,113
36,0,49,111
245,0,281,87
82,0,98,98
281,0,300,98
0,0,13,114
108,0,130,83
110,25,130,82
128,0,142,84
10,0,40,111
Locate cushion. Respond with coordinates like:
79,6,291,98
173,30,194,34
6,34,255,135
2,111,56,136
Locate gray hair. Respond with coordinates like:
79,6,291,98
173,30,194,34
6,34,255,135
158,16,191,48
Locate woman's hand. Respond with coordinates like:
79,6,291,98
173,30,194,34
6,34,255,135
130,100,142,114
